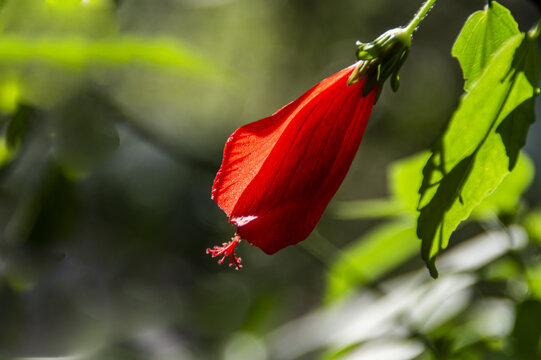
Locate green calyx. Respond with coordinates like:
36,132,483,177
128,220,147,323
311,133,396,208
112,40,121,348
348,27,411,96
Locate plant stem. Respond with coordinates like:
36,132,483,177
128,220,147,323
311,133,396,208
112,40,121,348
405,0,438,35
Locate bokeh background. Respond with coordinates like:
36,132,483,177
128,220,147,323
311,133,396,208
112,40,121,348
0,0,540,359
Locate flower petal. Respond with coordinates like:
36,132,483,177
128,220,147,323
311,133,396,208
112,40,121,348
212,66,377,254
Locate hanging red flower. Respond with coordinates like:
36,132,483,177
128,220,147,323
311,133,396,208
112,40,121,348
208,28,412,269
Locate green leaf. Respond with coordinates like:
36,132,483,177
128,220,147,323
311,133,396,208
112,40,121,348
523,209,541,246
326,219,418,302
390,151,430,214
0,136,11,168
0,36,226,83
0,78,21,113
452,1,519,91
332,152,429,220
526,262,541,300
333,198,404,220
472,153,534,219
417,30,540,278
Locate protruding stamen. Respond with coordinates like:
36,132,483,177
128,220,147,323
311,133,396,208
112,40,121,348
206,235,242,270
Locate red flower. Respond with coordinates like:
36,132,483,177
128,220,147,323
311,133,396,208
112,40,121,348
208,28,411,269
208,65,377,268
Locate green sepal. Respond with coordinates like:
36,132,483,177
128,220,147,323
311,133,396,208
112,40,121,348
349,27,411,97
391,74,400,92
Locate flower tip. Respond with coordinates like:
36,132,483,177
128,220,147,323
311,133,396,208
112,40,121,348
207,235,242,270
229,258,243,270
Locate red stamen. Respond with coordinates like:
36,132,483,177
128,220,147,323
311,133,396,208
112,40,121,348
206,235,242,270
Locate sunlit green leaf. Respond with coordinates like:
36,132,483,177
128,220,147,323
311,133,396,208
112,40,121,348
326,219,418,302
484,257,521,281
0,36,225,82
390,151,430,214
0,78,21,113
526,263,541,300
418,27,540,277
523,209,541,245
452,1,519,91
0,136,11,168
472,153,534,219
333,152,429,220
333,198,403,219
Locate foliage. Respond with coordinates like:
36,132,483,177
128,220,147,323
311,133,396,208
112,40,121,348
0,0,540,360
417,2,540,277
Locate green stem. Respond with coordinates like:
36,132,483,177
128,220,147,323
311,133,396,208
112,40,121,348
405,0,438,35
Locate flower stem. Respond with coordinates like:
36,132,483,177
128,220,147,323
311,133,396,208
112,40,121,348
405,0,438,35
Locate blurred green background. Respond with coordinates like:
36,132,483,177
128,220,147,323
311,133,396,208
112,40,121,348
0,0,541,359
